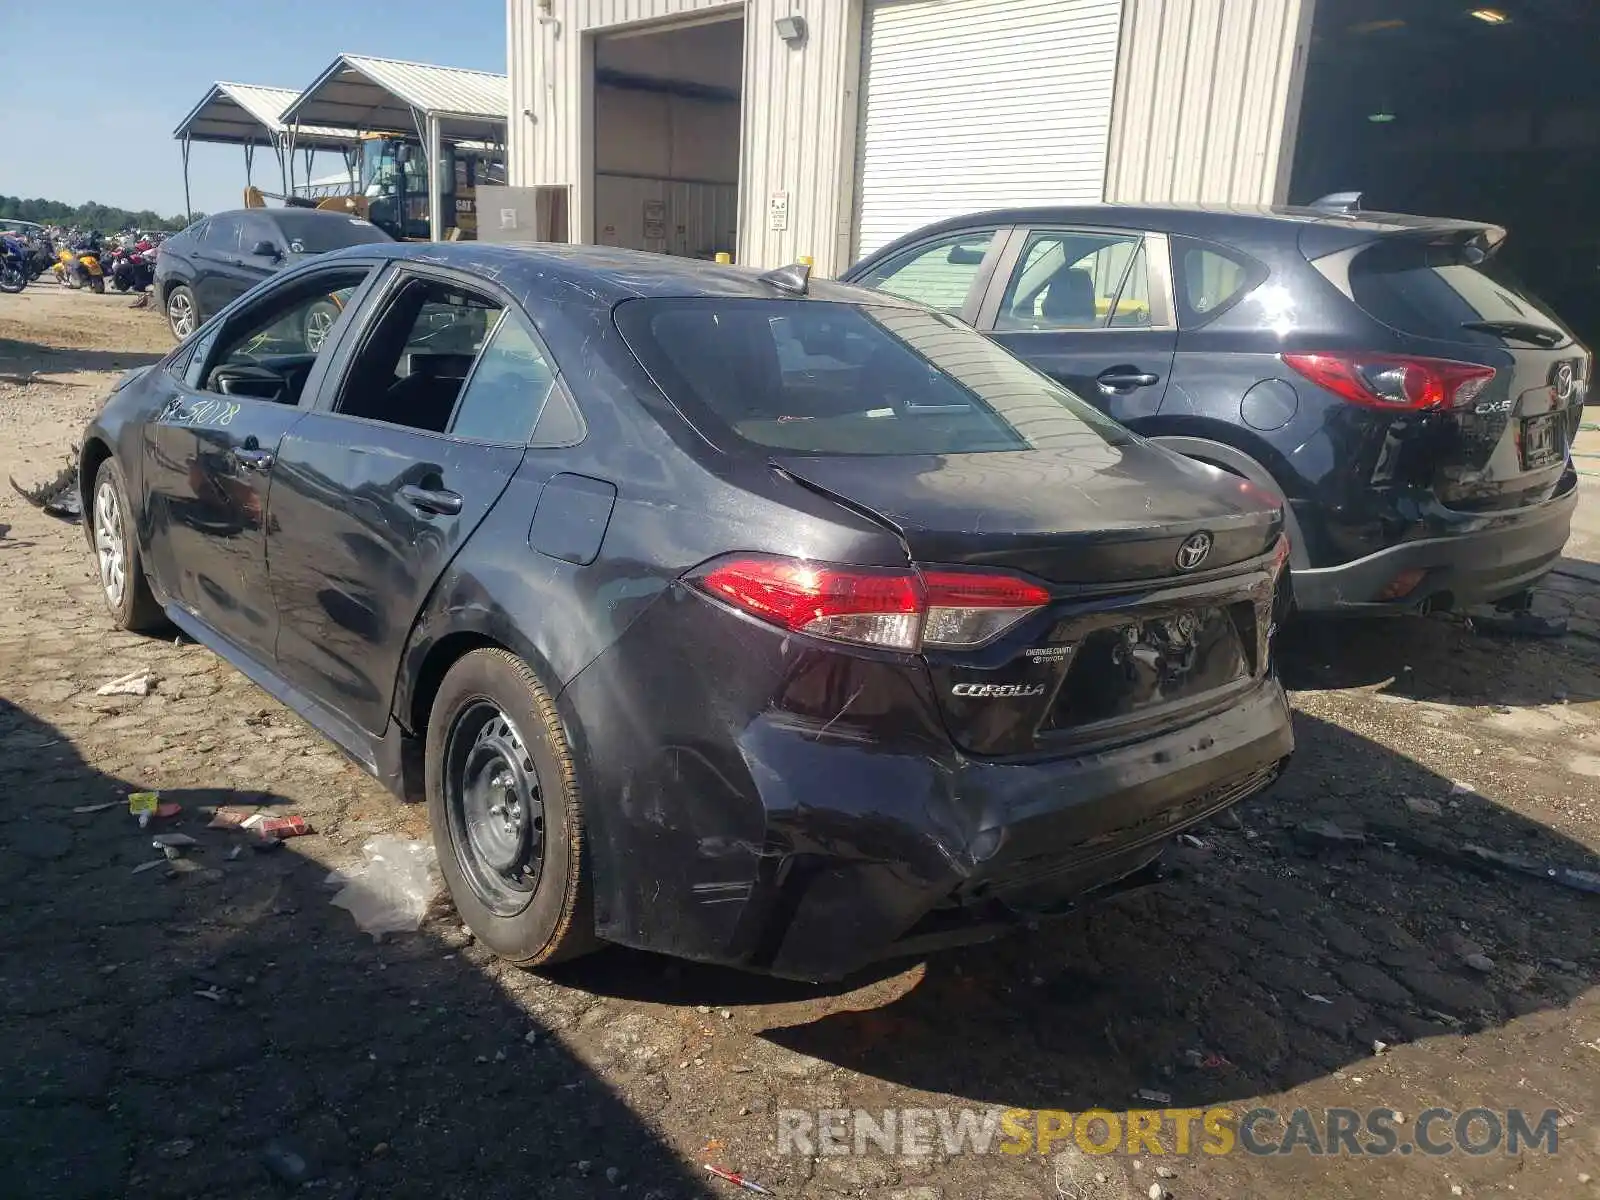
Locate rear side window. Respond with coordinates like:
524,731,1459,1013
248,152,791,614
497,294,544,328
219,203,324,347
1346,241,1569,346
1172,238,1265,326
616,298,1131,457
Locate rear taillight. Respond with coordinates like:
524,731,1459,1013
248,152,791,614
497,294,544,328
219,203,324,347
1282,352,1496,411
690,555,1050,651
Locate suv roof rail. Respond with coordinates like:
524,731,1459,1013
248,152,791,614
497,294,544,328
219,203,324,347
1310,191,1364,214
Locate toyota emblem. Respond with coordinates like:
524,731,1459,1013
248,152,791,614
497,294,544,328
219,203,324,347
1176,531,1213,571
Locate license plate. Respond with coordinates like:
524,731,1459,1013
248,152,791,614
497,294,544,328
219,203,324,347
1520,413,1563,470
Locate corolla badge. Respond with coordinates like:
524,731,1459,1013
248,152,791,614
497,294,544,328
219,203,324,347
1175,531,1213,571
951,683,1047,698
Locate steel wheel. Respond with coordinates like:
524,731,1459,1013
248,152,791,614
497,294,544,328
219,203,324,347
94,477,126,607
167,289,195,338
444,701,546,917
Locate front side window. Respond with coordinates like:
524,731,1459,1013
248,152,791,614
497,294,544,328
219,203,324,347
854,230,997,316
996,231,1151,330
205,215,242,253
195,268,373,404
617,297,1131,456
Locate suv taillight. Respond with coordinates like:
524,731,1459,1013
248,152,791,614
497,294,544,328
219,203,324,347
689,555,1050,651
1282,352,1496,411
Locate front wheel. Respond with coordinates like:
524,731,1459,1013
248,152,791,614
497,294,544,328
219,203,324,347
90,458,166,633
425,648,597,967
165,285,198,339
0,265,24,294
302,300,339,352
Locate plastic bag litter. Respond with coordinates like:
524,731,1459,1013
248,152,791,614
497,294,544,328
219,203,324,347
327,836,441,938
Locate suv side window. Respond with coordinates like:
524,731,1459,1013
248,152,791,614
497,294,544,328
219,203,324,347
1172,238,1266,327
996,230,1151,330
240,215,281,259
205,215,242,253
854,230,997,316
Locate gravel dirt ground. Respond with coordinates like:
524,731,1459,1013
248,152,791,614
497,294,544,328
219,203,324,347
1,284,1597,1200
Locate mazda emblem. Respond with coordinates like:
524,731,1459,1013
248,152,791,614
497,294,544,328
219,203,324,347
1555,363,1576,402
1176,531,1213,571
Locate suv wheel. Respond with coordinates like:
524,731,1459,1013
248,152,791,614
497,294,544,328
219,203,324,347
166,285,198,339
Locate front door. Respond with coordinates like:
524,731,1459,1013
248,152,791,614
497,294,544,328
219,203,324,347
980,227,1178,425
190,213,246,317
267,268,563,735
140,262,380,662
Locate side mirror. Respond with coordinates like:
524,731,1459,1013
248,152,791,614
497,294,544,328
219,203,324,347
251,240,280,258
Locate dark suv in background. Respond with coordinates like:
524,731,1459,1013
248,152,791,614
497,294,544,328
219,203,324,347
155,208,392,341
846,202,1589,615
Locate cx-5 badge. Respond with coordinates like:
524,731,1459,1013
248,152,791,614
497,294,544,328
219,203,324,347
1176,531,1213,570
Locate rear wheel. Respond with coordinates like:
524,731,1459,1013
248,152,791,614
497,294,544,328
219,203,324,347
91,458,166,633
165,285,198,339
426,649,597,967
88,274,105,294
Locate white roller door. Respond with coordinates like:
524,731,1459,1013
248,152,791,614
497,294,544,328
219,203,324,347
854,0,1125,259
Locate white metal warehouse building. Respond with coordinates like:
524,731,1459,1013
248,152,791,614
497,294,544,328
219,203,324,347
502,0,1312,275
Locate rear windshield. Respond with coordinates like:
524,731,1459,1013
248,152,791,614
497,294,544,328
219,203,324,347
615,298,1131,456
273,211,393,254
1347,241,1570,347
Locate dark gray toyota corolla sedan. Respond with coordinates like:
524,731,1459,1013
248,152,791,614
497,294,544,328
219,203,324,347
80,241,1293,980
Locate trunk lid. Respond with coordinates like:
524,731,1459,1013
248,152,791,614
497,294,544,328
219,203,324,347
773,442,1283,586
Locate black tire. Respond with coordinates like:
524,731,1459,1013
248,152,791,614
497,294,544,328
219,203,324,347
90,457,166,633
0,266,23,294
88,274,105,294
426,648,597,966
165,284,198,340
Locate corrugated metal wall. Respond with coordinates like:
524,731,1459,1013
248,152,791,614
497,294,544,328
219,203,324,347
1104,0,1315,206
506,0,862,274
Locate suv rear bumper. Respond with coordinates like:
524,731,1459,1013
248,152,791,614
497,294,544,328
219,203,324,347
1290,473,1579,614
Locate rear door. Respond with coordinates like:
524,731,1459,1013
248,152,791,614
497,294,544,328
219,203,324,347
978,226,1178,424
140,261,382,663
265,266,563,735
191,214,245,315
1318,232,1590,508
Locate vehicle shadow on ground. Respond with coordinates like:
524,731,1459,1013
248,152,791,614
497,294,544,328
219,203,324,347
749,711,1597,1111
1278,604,1600,706
0,698,712,1200
0,337,163,380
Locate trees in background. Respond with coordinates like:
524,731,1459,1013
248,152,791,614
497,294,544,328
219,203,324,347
0,195,200,231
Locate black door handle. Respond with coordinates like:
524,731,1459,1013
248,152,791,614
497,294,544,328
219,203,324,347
397,483,463,516
234,447,275,471
1097,369,1161,390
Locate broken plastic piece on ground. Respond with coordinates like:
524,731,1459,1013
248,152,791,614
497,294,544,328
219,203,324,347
96,671,155,697
206,806,256,829
153,832,197,860
704,1164,773,1195
72,800,121,814
131,859,165,874
128,791,158,828
256,815,312,840
1467,607,1568,639
155,803,181,820
328,836,441,939
1135,1088,1173,1104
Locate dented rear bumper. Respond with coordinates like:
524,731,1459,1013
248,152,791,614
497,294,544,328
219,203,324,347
562,589,1293,981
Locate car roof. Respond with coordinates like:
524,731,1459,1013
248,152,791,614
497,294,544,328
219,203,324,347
318,241,921,310
856,202,1502,262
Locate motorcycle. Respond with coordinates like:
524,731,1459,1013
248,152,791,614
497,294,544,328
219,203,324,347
0,234,29,293
53,240,105,293
106,245,154,293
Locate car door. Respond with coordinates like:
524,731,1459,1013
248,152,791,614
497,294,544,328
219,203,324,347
265,265,566,736
190,213,245,315
977,227,1179,425
846,226,1010,324
140,261,383,664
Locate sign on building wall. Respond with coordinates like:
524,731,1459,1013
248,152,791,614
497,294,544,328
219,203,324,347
768,191,790,232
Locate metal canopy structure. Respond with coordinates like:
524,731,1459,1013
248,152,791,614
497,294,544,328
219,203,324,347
173,82,361,220
281,55,508,240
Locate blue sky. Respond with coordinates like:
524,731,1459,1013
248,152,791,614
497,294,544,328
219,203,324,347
0,0,504,219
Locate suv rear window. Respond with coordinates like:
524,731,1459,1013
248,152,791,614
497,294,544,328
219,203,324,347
1346,240,1570,347
615,298,1131,456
